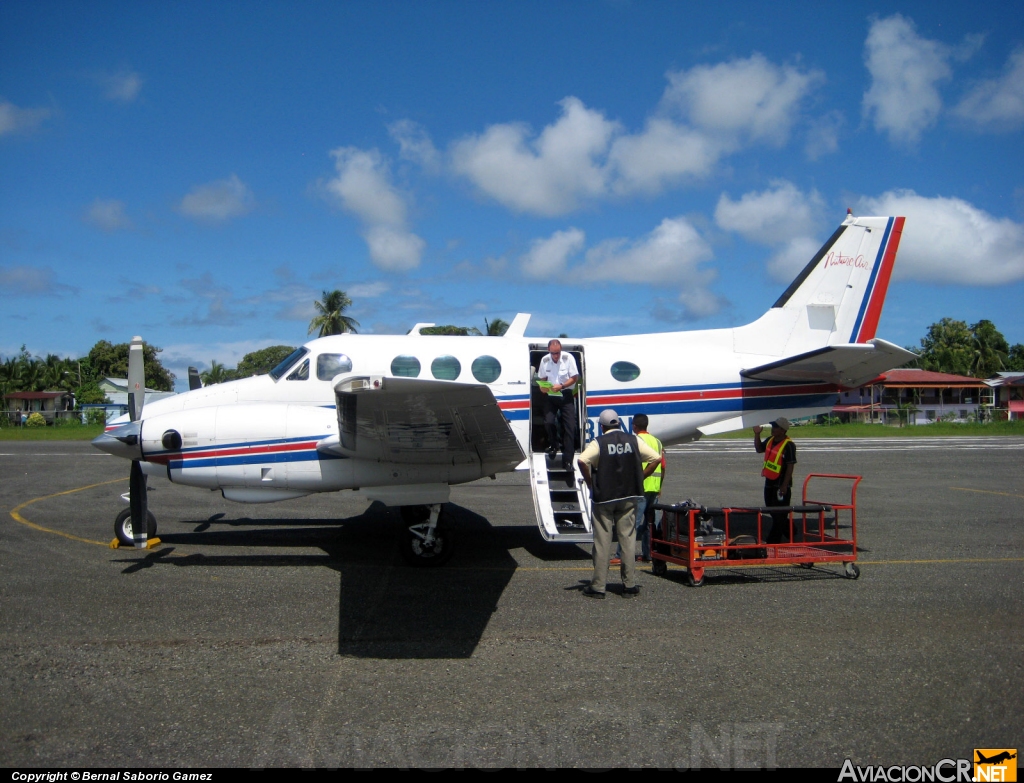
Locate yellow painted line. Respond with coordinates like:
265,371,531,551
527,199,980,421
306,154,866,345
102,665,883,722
9,477,127,546
950,486,1024,500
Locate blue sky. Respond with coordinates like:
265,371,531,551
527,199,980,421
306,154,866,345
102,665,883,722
2,1,1023,389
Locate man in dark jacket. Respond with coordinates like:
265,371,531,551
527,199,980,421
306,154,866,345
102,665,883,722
753,417,797,545
577,409,660,598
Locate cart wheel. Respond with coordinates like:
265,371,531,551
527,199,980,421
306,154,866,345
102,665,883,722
687,570,704,588
651,558,667,577
799,562,814,569
844,562,860,580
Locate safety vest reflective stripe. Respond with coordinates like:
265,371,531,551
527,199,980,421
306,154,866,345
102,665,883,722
761,437,792,479
637,431,663,493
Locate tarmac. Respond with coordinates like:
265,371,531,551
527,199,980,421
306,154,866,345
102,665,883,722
1,437,1022,768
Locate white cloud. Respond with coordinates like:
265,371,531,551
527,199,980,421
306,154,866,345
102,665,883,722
347,281,391,298
520,228,586,279
714,181,825,246
608,118,722,194
85,199,132,232
0,265,75,296
0,99,51,136
449,57,822,214
363,225,425,272
661,53,824,145
584,216,714,286
450,97,618,216
99,70,143,102
862,14,952,145
858,189,1024,285
179,174,255,222
326,147,424,271
953,47,1024,131
388,119,440,171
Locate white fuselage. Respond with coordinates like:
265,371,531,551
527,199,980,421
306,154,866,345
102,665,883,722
117,326,838,501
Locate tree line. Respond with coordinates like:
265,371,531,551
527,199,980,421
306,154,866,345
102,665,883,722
12,286,1013,403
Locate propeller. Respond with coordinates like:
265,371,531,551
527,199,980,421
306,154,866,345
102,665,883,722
127,336,148,549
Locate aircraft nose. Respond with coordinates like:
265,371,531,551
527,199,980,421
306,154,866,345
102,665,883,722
91,422,143,461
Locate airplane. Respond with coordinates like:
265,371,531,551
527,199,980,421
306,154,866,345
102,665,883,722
976,752,1016,765
93,212,915,564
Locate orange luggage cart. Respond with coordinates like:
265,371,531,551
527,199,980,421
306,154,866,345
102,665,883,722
649,473,862,586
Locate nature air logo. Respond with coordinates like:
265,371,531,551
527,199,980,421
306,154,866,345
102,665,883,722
974,749,1017,782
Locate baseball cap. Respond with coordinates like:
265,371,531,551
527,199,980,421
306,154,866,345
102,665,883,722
770,417,791,431
598,409,619,427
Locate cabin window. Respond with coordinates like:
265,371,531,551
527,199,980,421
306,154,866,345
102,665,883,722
471,355,501,383
431,355,462,381
270,347,309,380
316,353,353,381
610,361,641,382
287,359,310,381
391,355,421,378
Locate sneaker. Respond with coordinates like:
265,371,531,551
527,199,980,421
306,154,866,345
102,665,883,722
621,585,641,598
609,557,622,566
582,585,606,599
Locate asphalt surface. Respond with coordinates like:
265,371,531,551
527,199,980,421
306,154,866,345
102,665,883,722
1,437,1022,768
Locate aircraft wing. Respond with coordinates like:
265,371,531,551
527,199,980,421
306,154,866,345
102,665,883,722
740,338,917,388
319,375,525,470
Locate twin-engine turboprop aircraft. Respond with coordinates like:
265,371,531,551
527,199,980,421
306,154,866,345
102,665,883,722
94,213,914,564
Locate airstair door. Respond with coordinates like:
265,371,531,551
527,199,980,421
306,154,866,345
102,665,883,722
527,344,593,543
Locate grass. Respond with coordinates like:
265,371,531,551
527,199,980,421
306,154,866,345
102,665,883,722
709,420,1024,438
0,423,106,440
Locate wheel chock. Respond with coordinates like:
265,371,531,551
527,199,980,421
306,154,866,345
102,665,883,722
109,538,162,550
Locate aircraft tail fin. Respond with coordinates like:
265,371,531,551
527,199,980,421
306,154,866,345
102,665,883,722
733,215,905,358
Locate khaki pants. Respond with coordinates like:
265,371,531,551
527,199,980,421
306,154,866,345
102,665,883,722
590,499,638,592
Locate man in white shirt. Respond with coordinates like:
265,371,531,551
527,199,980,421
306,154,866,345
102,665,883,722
537,339,579,471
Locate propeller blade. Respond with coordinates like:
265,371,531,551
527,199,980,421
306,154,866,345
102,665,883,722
188,366,202,391
129,459,148,548
128,336,145,422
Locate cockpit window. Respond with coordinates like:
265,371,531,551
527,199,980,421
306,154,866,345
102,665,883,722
287,359,310,381
269,347,309,381
317,353,353,381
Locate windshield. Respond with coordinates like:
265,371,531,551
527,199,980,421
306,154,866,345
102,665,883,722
269,347,309,381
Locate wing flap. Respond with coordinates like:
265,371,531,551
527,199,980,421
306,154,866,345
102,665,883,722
326,375,525,470
741,338,917,388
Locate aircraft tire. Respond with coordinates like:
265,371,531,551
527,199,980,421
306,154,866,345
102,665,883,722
114,508,157,546
399,505,456,567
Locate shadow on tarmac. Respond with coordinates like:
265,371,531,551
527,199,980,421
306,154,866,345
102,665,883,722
111,501,521,660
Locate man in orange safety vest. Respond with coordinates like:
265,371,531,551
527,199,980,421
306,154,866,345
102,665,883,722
753,417,797,545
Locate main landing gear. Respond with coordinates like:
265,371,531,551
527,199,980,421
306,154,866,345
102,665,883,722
114,507,157,547
399,504,456,567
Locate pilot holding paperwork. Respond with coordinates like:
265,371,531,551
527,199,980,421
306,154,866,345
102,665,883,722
537,339,579,471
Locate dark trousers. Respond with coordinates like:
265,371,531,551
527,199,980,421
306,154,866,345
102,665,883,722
544,392,576,465
764,483,792,544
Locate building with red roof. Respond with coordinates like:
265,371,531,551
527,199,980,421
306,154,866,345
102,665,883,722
832,368,993,425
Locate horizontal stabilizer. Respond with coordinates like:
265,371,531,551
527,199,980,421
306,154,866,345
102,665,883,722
741,338,917,388
328,375,525,470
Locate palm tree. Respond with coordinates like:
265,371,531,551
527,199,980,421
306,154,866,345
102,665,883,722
200,360,231,386
308,289,360,337
484,318,509,336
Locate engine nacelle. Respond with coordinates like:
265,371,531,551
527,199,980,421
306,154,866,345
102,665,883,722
138,403,340,494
